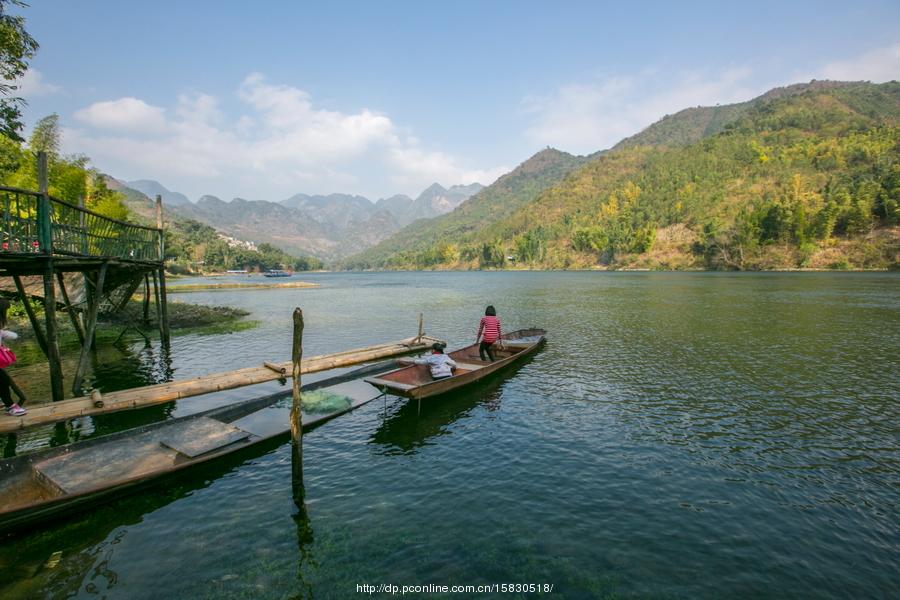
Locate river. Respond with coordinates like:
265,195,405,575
0,271,897,598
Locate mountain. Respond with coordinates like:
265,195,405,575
611,80,873,151
344,149,588,268
126,179,191,206
347,81,900,271
280,193,374,230
405,183,484,224
376,194,414,217
155,182,483,261
278,185,484,230
171,196,341,259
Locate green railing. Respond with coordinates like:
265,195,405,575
0,186,163,262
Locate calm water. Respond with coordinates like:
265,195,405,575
0,272,898,599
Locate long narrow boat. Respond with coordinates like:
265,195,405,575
0,362,392,535
364,328,546,400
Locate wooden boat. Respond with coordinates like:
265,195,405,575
364,328,546,400
0,362,392,535
263,269,292,277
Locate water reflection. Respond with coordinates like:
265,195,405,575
289,420,316,600
1,341,177,457
370,363,533,455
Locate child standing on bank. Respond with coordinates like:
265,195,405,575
476,305,502,362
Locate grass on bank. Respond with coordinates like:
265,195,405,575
7,299,257,366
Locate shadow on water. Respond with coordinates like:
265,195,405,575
0,433,289,598
369,355,536,455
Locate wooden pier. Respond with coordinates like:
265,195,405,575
0,152,171,401
0,334,442,434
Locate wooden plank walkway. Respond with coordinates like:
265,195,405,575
0,335,442,433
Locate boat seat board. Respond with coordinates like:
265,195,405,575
158,417,251,458
364,377,416,390
34,438,180,495
452,362,486,370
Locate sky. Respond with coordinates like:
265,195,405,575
12,0,900,203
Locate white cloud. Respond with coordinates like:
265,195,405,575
523,67,761,153
63,75,503,200
819,43,900,82
386,146,506,190
14,69,60,97
74,97,167,133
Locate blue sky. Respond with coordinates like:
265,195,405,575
13,0,900,202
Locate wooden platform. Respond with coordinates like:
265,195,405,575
159,417,250,458
0,335,443,434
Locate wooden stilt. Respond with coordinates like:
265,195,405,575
56,271,85,345
142,273,151,325
417,313,424,342
37,150,61,402
152,270,161,327
72,262,107,396
158,268,170,345
155,195,170,346
290,307,304,509
42,261,64,402
12,275,48,354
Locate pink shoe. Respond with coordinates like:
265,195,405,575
6,403,26,416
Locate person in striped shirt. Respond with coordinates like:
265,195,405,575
476,305,502,362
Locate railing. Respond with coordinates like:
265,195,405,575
0,186,162,262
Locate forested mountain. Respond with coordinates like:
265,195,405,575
612,80,854,150
346,81,899,271
344,148,589,268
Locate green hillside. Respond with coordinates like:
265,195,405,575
352,81,900,271
612,80,855,150
343,148,589,268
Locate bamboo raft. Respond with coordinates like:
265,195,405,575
0,335,443,434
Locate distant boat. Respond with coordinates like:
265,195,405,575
263,270,292,278
226,269,248,274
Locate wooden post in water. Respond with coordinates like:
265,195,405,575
417,313,424,343
155,195,170,345
142,273,151,325
73,262,107,396
37,152,65,402
290,307,304,509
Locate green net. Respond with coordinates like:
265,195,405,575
301,389,353,414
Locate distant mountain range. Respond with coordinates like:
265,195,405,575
110,179,483,261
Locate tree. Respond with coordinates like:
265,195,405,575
0,0,38,141
29,113,59,156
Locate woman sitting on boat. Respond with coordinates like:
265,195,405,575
414,343,457,380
